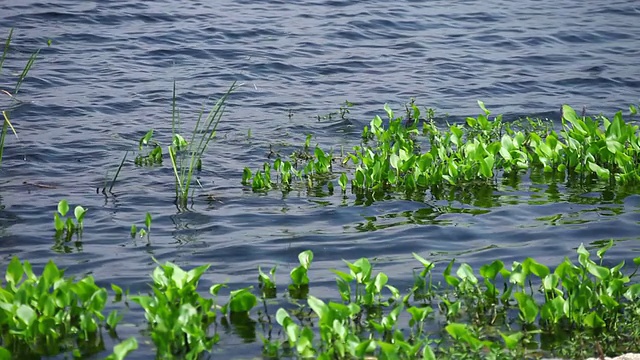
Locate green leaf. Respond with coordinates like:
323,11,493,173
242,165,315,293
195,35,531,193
57,199,69,216
54,214,64,232
583,311,605,328
307,295,329,320
339,173,348,191
106,310,123,329
0,347,11,360
384,103,394,119
625,284,640,300
373,272,388,293
228,288,257,313
586,262,610,280
412,252,434,272
42,260,61,285
74,206,87,223
606,139,622,154
298,250,313,269
477,100,490,116
597,239,614,260
423,344,437,360
276,308,291,326
499,331,524,350
445,323,470,340
524,258,550,278
145,212,152,229
588,162,610,179
5,257,23,287
290,266,309,286
479,260,503,280
514,292,538,324
139,129,154,150
16,304,36,326
106,337,138,360
210,283,226,296
456,263,477,285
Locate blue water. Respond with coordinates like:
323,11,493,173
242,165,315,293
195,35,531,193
1,0,640,358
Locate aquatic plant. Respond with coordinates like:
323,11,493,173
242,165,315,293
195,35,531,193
243,101,640,199
105,337,138,360
53,199,87,241
130,212,152,243
100,151,128,195
288,249,313,299
168,81,238,207
0,257,121,357
258,265,277,299
270,242,640,359
0,28,40,168
2,242,640,359
129,260,226,359
134,129,163,166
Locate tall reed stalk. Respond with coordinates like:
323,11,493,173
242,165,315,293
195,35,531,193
168,81,238,207
1,28,40,168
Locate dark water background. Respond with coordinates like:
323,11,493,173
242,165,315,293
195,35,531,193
1,0,640,358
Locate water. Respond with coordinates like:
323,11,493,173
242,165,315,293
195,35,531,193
1,0,640,358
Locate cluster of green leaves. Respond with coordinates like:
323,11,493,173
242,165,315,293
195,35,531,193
265,242,640,360
129,260,223,359
3,244,640,359
242,134,334,191
53,199,87,241
0,258,121,357
244,101,640,196
134,129,163,166
130,212,152,242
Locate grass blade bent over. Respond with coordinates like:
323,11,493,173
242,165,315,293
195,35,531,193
1,28,40,168
168,81,238,207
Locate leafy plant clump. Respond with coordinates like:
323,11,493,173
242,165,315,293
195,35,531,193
268,242,640,360
53,199,87,241
0,257,122,357
243,101,640,197
2,243,639,359
130,82,238,208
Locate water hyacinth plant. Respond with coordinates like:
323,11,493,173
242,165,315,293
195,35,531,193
129,260,225,359
0,257,121,357
53,199,87,241
243,101,640,198
1,242,640,359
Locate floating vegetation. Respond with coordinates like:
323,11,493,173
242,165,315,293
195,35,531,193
0,258,123,357
53,199,87,242
244,101,640,197
1,242,640,359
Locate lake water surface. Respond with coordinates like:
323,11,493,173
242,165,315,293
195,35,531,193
1,0,640,358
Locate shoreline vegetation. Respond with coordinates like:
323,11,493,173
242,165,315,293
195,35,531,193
3,29,640,360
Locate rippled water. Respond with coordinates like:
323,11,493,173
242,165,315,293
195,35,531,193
1,0,640,358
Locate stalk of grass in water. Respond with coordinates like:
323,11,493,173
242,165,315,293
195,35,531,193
0,28,40,168
168,81,238,205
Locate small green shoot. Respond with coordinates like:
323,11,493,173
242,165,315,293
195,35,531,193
53,199,87,241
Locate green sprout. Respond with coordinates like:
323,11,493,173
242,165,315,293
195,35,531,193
53,199,87,241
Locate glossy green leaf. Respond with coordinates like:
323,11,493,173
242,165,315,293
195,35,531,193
57,199,69,216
